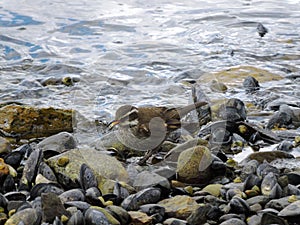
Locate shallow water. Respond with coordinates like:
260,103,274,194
1,0,300,133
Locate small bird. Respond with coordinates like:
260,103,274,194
108,101,208,165
257,22,268,37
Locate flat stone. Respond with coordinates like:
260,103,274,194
158,195,199,219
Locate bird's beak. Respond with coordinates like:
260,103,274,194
108,120,120,130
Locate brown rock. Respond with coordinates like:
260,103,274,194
240,151,294,165
0,137,11,154
158,195,199,219
0,105,73,139
128,211,152,225
0,158,9,176
41,192,70,222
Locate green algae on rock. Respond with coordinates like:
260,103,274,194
0,105,73,139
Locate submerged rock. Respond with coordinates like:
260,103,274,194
198,66,282,85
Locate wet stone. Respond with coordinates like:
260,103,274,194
37,132,77,153
89,206,120,225
247,214,261,225
176,145,213,185
219,218,246,225
246,195,270,207
158,195,199,220
0,137,11,154
128,211,152,225
218,98,247,122
261,172,278,196
278,200,300,217
219,214,244,223
163,218,188,225
133,171,170,191
265,196,297,211
240,151,294,165
41,192,70,223
64,201,91,211
106,205,130,225
229,196,250,215
186,204,212,225
286,171,300,185
121,187,161,211
66,210,84,225
5,208,41,225
261,212,289,225
243,76,260,92
59,189,85,203
209,79,228,93
84,208,110,225
0,105,73,139
46,148,128,194
202,184,223,197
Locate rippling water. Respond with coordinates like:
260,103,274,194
1,0,300,125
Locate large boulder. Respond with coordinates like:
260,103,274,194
47,148,128,193
0,105,73,139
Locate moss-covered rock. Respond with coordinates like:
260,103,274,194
0,105,73,139
176,145,213,185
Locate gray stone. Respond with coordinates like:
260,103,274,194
133,171,170,191
38,132,77,153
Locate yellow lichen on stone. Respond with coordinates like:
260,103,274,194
57,156,70,167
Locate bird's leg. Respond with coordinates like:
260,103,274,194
137,146,160,166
